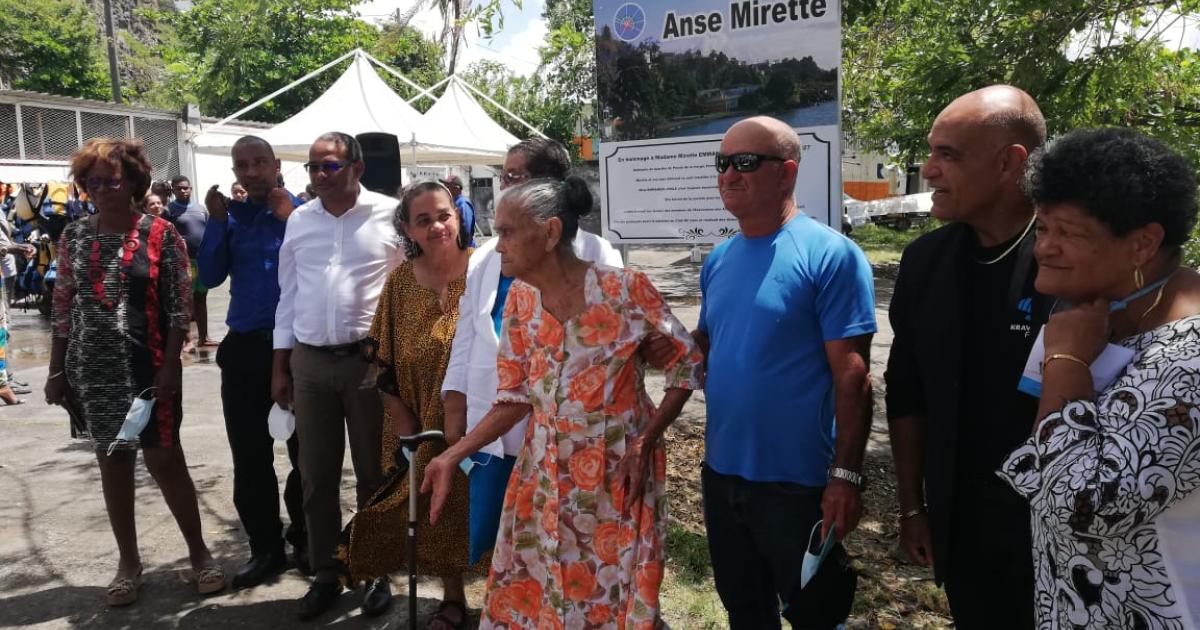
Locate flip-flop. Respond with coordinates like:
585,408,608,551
107,566,143,607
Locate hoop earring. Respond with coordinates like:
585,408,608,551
1134,266,1144,290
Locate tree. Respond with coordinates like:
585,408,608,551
0,0,109,100
370,23,447,107
167,0,378,122
460,60,578,146
844,0,1200,165
764,72,796,109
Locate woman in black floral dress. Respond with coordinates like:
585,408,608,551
999,128,1200,629
44,138,224,606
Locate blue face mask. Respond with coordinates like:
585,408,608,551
106,388,155,455
800,520,836,589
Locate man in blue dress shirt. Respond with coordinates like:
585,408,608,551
439,174,475,246
198,136,305,588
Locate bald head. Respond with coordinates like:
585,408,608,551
939,85,1046,153
726,116,802,162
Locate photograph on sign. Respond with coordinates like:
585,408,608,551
595,0,841,243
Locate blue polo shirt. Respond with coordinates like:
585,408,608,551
197,192,301,333
698,213,876,485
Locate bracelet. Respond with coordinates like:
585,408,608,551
900,507,926,520
47,370,66,381
1041,353,1090,374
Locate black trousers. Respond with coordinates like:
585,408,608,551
943,477,1036,629
702,464,855,630
217,329,305,557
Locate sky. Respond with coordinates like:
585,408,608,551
355,0,548,76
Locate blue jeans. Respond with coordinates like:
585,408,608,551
701,463,855,630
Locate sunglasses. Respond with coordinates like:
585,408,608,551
304,160,350,175
85,177,123,191
715,153,788,173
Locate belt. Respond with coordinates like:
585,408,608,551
302,341,364,357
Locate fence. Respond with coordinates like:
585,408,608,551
0,96,183,181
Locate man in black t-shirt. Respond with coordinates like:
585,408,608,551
885,85,1048,628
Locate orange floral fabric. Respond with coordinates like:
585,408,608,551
481,265,704,629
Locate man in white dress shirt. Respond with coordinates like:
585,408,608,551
271,132,403,620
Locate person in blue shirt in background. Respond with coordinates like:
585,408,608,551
198,136,307,589
694,116,876,629
166,175,213,350
439,174,475,246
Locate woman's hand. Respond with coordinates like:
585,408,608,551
44,371,68,405
1044,299,1109,364
154,360,182,403
420,452,460,525
615,435,654,515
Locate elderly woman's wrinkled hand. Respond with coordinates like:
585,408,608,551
616,435,654,515
1043,299,1109,364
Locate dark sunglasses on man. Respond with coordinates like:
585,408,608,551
303,160,350,175
715,152,789,173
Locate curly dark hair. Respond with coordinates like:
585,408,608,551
69,137,154,203
395,180,469,258
1024,128,1198,250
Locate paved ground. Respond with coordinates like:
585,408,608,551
0,244,896,629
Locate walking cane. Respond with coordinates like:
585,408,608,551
397,430,447,630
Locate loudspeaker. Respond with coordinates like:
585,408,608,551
357,132,403,197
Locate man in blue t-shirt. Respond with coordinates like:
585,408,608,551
166,174,213,348
197,136,306,590
696,116,876,629
439,174,476,247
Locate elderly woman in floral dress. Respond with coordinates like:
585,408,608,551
423,177,703,628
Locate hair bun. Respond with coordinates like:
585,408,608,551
560,176,593,218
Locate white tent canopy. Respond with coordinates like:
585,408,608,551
190,49,538,166
413,78,521,164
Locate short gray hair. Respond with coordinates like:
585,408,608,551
498,176,592,251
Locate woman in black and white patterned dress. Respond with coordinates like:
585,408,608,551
999,128,1200,629
44,138,224,606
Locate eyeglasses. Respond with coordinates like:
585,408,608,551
303,160,350,175
85,177,123,191
715,153,789,173
500,171,529,186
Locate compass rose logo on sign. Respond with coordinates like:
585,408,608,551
613,3,646,41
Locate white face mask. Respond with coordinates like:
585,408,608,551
106,388,156,455
268,404,295,441
800,520,836,590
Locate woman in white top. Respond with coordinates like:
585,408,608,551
998,128,1200,629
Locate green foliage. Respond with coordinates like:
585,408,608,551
460,60,577,144
370,24,447,108
844,0,1200,166
0,0,109,100
168,0,379,122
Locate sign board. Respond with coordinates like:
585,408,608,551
594,0,841,243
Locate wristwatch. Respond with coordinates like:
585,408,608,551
828,467,864,489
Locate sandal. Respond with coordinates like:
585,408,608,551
429,600,467,630
180,564,226,595
107,566,143,607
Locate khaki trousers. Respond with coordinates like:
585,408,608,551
291,343,383,578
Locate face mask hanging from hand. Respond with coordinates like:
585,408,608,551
106,387,156,455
